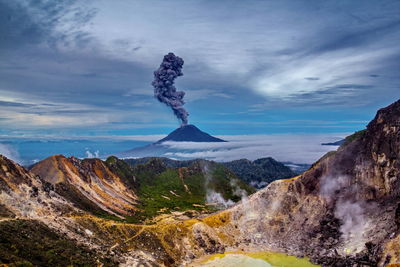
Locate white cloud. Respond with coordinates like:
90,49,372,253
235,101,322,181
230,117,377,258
252,47,398,101
67,1,399,106
0,92,162,129
162,133,347,164
85,150,100,158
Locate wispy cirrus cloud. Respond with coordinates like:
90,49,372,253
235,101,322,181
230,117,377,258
251,46,399,105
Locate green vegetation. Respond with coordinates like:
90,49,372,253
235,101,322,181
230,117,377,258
222,158,296,188
208,164,255,202
136,169,207,221
105,158,255,223
0,219,116,267
341,129,367,147
105,156,137,189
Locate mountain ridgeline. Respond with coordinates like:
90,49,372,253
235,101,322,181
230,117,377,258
0,99,400,266
124,156,298,189
222,157,296,188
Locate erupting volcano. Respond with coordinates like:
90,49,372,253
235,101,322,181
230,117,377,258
118,53,226,159
117,124,226,159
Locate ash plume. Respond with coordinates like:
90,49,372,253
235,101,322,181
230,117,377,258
152,53,189,126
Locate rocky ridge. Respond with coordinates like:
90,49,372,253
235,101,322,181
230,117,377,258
30,155,138,218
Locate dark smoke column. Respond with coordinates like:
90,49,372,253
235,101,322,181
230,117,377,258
152,52,189,126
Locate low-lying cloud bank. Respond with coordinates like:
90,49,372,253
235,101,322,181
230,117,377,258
0,133,346,165
163,134,346,164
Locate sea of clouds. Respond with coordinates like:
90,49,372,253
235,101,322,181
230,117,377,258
0,133,346,165
162,133,346,164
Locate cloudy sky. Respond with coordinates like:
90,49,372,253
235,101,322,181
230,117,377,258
1,0,400,137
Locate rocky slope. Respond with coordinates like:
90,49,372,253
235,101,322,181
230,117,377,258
30,155,138,219
0,154,255,266
0,154,75,220
0,155,115,265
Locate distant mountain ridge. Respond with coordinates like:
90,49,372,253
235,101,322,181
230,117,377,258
221,157,297,188
321,139,345,146
124,156,298,189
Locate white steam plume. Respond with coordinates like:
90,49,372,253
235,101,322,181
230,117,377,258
0,143,21,163
200,161,246,208
85,150,100,158
320,175,373,254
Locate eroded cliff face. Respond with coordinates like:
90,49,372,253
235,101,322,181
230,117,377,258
0,155,75,219
30,155,138,218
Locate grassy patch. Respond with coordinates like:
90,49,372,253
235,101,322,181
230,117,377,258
105,156,137,189
134,169,209,222
129,160,254,223
0,219,116,266
101,158,255,224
